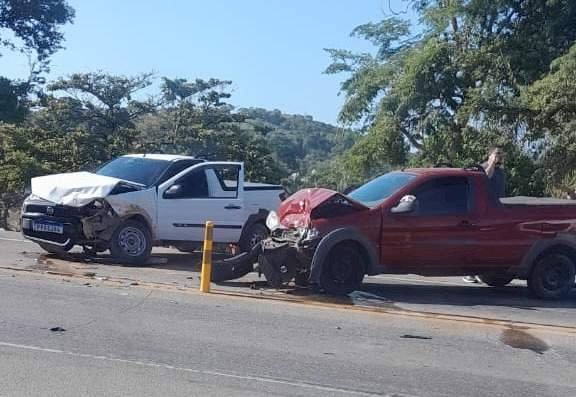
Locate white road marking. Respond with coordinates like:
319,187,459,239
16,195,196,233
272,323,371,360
0,340,414,397
0,236,32,244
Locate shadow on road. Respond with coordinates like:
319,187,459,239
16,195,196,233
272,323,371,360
358,281,576,309
35,250,576,311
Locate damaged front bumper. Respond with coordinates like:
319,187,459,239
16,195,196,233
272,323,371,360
212,228,321,287
21,198,121,250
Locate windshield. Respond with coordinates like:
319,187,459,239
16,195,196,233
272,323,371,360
348,172,416,207
97,157,171,187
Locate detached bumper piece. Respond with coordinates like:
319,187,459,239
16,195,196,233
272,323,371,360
211,243,261,282
210,236,315,287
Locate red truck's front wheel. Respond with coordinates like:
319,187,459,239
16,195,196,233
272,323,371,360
528,253,575,300
319,244,365,295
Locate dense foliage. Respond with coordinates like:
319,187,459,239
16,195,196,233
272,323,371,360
324,0,576,197
0,73,354,197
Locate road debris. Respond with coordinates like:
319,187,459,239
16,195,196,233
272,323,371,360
401,334,432,340
50,327,66,332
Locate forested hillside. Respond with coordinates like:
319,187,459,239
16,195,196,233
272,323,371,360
238,108,358,189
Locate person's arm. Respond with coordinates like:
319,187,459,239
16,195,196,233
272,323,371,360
484,152,498,178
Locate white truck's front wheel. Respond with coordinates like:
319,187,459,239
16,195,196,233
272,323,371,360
109,220,152,266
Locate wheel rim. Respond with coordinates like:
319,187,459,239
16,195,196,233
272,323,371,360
542,262,569,291
249,229,267,250
118,227,147,257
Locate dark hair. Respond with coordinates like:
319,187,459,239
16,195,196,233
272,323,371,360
488,145,503,155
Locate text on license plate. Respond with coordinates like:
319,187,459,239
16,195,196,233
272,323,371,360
32,222,64,234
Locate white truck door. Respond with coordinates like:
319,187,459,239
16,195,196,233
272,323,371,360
157,162,246,243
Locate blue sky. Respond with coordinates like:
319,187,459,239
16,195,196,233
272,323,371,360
2,0,418,124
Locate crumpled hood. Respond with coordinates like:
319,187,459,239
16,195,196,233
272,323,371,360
31,171,141,207
278,188,368,228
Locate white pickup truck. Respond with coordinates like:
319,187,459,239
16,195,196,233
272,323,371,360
21,154,285,264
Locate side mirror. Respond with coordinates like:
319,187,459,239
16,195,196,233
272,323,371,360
391,195,418,214
163,184,183,199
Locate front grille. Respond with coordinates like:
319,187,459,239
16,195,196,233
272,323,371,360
25,204,75,217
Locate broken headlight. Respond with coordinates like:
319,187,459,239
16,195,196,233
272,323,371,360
266,211,282,231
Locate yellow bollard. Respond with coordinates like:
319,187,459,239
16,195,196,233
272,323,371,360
199,221,214,293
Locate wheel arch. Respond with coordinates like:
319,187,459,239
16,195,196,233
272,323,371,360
515,234,576,278
309,227,379,283
239,209,269,243
123,214,154,238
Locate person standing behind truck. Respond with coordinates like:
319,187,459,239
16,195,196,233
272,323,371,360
481,146,506,199
463,146,506,284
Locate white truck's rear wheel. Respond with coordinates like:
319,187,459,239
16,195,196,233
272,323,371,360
239,222,268,253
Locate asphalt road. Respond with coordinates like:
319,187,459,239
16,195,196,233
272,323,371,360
1,271,576,397
1,230,575,328
0,236,575,395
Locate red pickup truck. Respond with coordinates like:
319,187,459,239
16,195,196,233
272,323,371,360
238,167,576,300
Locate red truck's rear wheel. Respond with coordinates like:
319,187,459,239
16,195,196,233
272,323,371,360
528,253,575,300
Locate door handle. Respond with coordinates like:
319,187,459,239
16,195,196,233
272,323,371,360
225,204,242,210
459,220,476,228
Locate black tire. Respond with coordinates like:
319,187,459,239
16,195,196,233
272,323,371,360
528,253,575,300
478,274,515,287
318,244,365,295
39,241,74,255
239,222,269,253
211,255,255,282
294,271,309,287
109,220,152,266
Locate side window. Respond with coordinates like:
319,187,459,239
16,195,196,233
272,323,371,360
206,165,240,198
157,160,201,185
175,169,209,198
412,177,470,215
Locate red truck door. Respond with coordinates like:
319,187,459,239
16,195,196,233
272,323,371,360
380,176,478,269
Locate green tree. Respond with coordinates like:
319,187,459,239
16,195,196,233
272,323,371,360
0,77,29,123
0,0,74,64
137,78,284,183
523,43,576,196
325,0,576,195
45,72,155,162
0,0,74,123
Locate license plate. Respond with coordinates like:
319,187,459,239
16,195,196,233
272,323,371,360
32,221,64,234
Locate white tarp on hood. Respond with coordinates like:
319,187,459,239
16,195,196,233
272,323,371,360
31,172,126,207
